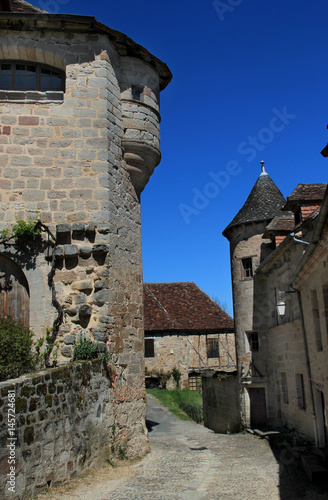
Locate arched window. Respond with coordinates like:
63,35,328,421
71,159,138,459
0,255,30,327
0,61,65,92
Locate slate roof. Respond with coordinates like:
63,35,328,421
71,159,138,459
223,171,286,237
283,183,327,210
144,282,234,333
0,0,46,13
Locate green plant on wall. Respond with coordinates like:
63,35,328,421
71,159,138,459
0,215,42,247
73,338,99,361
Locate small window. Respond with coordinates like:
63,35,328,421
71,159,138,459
322,285,328,336
295,373,306,410
0,61,65,92
311,289,323,351
188,373,202,391
281,372,288,404
249,332,259,351
207,338,219,358
132,85,143,101
294,207,302,226
145,338,154,358
242,258,253,279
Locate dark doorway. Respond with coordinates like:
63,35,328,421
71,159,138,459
249,387,267,428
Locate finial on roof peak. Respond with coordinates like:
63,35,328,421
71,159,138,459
260,160,265,173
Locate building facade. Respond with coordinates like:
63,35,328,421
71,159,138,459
143,282,236,389
224,161,328,443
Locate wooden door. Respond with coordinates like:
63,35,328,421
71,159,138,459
0,255,29,327
249,387,267,428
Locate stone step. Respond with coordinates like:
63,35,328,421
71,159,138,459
301,453,328,482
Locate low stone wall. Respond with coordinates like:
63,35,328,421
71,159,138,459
0,360,119,499
202,372,241,434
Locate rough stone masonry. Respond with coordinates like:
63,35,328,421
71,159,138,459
0,6,171,496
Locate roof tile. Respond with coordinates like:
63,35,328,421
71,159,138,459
144,282,234,332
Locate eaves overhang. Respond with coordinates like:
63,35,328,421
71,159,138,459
0,13,172,90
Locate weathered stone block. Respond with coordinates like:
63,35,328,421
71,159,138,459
64,244,78,257
79,245,92,257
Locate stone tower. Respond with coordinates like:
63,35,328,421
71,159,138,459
222,163,286,426
0,0,171,458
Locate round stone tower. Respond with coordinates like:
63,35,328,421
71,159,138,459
222,162,286,426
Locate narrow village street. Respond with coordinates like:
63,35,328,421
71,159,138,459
40,395,327,500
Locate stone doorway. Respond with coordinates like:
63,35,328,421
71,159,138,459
0,255,30,327
249,387,267,428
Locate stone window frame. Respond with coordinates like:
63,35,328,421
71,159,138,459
295,373,306,410
247,331,259,352
145,337,155,358
311,289,323,352
0,60,65,102
131,85,144,102
241,257,253,280
281,372,289,404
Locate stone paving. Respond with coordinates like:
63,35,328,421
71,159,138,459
40,395,328,500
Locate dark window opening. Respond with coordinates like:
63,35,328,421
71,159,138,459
311,289,323,351
0,61,65,92
207,338,219,358
294,208,302,226
322,285,328,336
242,258,253,279
145,338,154,358
249,332,259,351
296,373,306,410
281,372,288,404
132,85,143,101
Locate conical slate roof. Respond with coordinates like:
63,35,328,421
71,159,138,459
223,169,286,237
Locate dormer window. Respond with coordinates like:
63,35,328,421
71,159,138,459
0,62,65,92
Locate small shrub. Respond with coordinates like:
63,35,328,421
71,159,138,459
73,338,99,361
0,316,37,381
177,400,203,423
172,366,181,388
118,446,127,460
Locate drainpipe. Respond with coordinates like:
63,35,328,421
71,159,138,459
291,283,319,447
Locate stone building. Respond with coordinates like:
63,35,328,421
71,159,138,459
143,282,236,389
0,0,171,461
224,160,328,445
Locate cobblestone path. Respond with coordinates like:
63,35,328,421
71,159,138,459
41,395,327,500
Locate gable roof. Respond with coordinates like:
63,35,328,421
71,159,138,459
283,183,327,211
144,282,234,333
223,171,286,238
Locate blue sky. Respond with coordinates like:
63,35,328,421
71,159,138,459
32,0,328,315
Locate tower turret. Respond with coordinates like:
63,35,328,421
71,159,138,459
223,162,285,426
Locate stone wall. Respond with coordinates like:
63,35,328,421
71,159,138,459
0,360,137,499
202,372,241,434
145,332,236,388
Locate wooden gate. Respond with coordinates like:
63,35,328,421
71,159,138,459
0,255,29,327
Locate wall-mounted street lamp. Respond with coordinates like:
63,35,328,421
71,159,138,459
276,290,297,319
